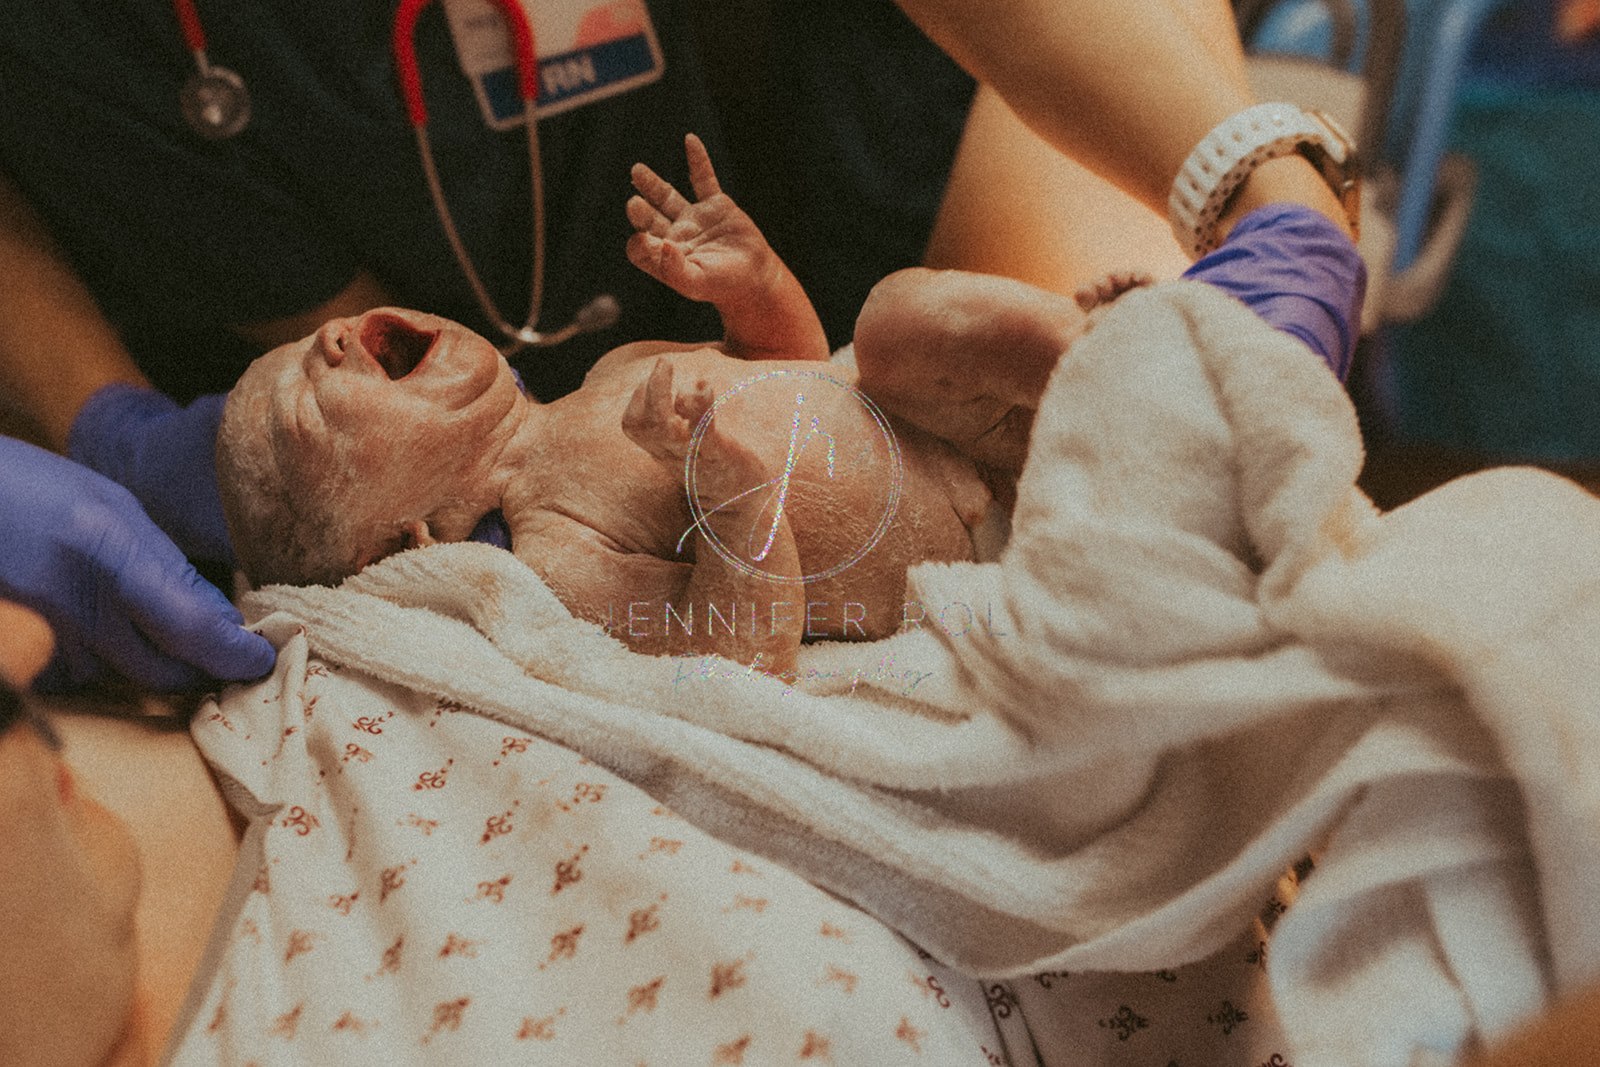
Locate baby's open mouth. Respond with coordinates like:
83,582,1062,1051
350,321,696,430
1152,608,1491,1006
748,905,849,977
361,314,439,381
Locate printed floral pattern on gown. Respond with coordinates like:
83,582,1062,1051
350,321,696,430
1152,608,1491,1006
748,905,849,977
997,865,1307,1066
174,631,1004,1064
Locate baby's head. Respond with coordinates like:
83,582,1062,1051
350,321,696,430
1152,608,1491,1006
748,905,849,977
217,308,530,587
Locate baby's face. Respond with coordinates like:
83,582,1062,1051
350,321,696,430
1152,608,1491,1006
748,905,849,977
222,308,529,581
240,306,519,441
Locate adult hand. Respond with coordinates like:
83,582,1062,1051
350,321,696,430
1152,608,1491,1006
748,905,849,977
1184,204,1368,381
68,383,234,564
0,437,277,692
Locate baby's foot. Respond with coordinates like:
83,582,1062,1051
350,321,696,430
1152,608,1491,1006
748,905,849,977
627,134,828,361
1073,270,1153,313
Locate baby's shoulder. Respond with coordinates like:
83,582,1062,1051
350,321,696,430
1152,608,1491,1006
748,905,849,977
583,340,720,388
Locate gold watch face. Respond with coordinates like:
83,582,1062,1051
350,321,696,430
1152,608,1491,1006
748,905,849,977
1300,111,1362,239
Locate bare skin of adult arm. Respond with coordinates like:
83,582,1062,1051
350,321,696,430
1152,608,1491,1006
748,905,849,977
0,600,239,1067
0,171,148,450
923,85,1192,294
895,0,1353,243
0,169,394,449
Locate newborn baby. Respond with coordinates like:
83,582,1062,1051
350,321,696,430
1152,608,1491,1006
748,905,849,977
218,136,1111,672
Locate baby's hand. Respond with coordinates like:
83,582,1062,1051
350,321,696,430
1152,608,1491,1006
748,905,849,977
626,134,771,306
622,357,704,464
621,358,768,506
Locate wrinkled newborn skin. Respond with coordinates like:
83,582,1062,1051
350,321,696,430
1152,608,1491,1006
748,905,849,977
216,312,523,586
218,309,988,673
217,136,1119,675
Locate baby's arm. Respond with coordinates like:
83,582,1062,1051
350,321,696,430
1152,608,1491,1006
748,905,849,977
627,135,829,363
617,358,805,672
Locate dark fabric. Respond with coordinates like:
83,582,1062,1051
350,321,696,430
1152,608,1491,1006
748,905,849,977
0,0,720,401
0,0,970,401
745,0,975,350
1388,84,1600,459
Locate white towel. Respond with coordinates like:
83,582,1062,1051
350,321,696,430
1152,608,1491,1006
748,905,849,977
237,281,1600,1065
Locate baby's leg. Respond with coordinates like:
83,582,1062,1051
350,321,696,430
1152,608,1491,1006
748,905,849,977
627,135,829,363
853,267,1090,475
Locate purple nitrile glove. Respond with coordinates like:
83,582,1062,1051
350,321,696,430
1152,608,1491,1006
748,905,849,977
468,510,513,550
0,437,277,692
1184,203,1368,381
68,383,235,563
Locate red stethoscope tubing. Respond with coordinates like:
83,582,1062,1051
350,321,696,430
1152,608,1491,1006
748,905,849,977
170,0,614,352
171,0,209,53
391,0,540,127
390,0,564,351
173,0,542,110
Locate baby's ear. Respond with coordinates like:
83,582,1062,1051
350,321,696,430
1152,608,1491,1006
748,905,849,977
400,519,438,550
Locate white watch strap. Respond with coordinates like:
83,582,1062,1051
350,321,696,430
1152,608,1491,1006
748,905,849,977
1168,102,1340,259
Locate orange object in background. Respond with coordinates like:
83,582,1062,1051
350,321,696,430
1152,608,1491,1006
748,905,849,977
1558,0,1600,41
575,0,647,48
1468,983,1600,1066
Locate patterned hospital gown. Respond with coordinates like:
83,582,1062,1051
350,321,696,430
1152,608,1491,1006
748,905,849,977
169,643,1006,1065
168,630,1298,1065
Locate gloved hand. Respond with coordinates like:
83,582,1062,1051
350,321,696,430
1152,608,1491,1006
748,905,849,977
68,383,234,563
0,437,277,692
1184,203,1368,382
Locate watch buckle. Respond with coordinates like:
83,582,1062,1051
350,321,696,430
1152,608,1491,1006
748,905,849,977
1303,109,1362,240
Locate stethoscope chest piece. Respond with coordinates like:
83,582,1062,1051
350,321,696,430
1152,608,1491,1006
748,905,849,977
181,64,251,139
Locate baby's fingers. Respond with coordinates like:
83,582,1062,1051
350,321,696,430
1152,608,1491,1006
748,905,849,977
627,232,694,291
621,358,690,460
626,231,665,275
630,162,690,220
684,133,722,201
626,195,670,237
673,378,717,431
630,357,676,431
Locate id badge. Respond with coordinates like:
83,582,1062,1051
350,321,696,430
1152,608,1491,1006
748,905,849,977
441,0,665,129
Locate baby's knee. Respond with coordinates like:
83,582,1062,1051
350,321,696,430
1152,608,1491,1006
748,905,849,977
856,267,1085,398
854,268,941,379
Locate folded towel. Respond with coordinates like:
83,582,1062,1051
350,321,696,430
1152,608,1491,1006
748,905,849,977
238,281,1600,1065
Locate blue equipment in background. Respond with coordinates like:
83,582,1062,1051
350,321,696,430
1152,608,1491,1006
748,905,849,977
1243,0,1600,461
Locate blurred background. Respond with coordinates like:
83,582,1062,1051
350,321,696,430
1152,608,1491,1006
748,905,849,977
1236,0,1600,503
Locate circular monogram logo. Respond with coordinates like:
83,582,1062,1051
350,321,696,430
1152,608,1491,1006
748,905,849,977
683,369,903,582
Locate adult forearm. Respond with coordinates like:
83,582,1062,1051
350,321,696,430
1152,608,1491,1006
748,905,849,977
897,0,1250,205
896,0,1352,241
0,172,147,451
